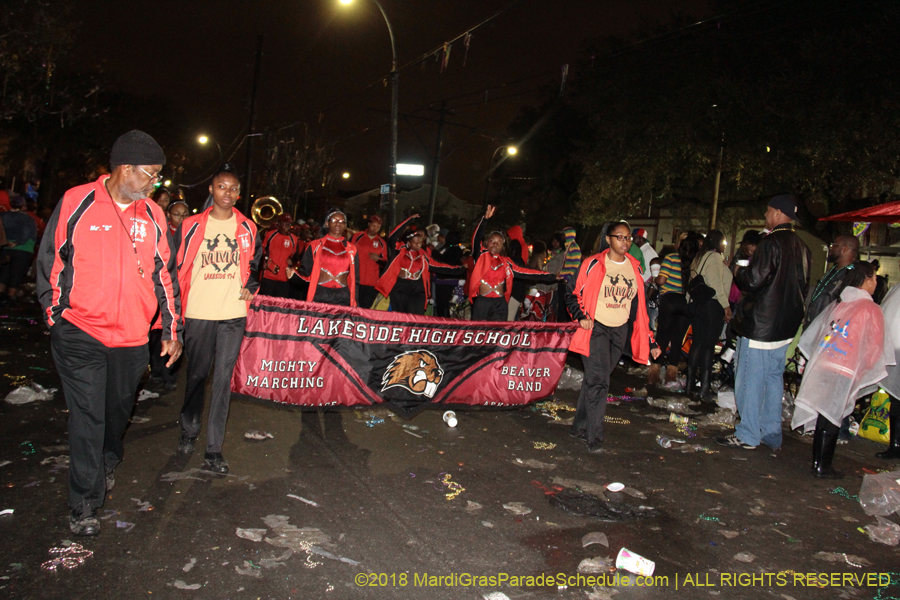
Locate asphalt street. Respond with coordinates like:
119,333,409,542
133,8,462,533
1,298,899,600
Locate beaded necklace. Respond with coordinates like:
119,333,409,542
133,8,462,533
810,264,850,303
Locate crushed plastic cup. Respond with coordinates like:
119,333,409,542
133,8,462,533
443,410,457,428
616,547,655,576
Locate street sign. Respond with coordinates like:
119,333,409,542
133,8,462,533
380,184,391,195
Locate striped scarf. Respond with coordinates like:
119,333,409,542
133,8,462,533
559,227,581,282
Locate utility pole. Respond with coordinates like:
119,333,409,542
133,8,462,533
426,101,448,225
244,35,263,215
709,133,724,230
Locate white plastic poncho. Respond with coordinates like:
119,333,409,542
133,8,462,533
878,285,900,398
791,287,895,432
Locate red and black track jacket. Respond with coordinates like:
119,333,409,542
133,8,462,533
175,207,262,317
36,176,182,347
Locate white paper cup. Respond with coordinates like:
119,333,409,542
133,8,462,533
443,411,457,427
606,482,625,493
616,547,655,577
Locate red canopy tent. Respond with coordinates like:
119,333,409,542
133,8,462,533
819,200,900,223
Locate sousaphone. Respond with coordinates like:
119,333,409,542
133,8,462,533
251,196,283,228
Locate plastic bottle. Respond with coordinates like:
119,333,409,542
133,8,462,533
656,435,673,448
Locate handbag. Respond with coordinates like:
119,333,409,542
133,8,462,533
687,253,716,301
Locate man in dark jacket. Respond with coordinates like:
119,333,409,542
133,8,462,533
716,194,810,450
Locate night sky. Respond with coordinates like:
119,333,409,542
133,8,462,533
71,0,709,204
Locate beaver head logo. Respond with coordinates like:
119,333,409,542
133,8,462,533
381,350,444,398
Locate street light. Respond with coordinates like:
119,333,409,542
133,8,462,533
342,172,350,179
339,0,399,229
483,146,517,209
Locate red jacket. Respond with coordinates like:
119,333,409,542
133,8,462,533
376,248,462,309
352,231,388,286
568,250,650,362
175,207,261,317
301,236,359,306
262,230,298,282
36,175,182,347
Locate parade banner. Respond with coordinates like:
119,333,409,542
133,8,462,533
232,296,578,412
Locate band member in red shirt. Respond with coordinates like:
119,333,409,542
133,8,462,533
469,205,556,321
260,213,298,298
377,228,464,315
291,210,359,307
351,214,387,309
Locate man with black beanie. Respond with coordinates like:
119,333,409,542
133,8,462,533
36,130,184,536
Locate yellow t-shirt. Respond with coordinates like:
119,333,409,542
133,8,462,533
593,255,637,327
185,216,247,320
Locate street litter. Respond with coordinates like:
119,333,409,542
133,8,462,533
130,416,150,424
550,477,608,498
172,580,202,590
697,408,737,428
443,410,458,427
858,469,900,516
719,530,739,539
183,558,197,572
244,429,274,440
483,592,511,600
647,397,700,415
365,416,384,427
533,399,576,420
733,552,756,563
0,509,14,516
40,543,93,572
4,383,57,405
40,455,69,467
482,521,494,528
549,489,658,521
404,430,423,438
136,389,159,402
606,483,625,493
577,556,614,574
656,436,686,448
465,501,483,513
309,546,360,566
864,516,900,546
557,366,584,390
115,520,135,532
813,551,872,567
234,561,262,578
533,442,556,450
132,498,153,511
287,494,319,507
160,469,210,482
503,502,532,516
439,473,465,500
0,460,11,468
616,547,655,576
582,532,609,548
259,550,293,569
41,445,68,453
236,528,267,542
717,389,736,411
513,458,556,470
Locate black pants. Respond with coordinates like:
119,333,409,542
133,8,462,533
0,248,32,291
434,281,454,318
572,321,629,445
654,292,688,364
313,286,351,307
181,317,246,453
556,280,570,322
51,319,148,513
259,278,291,299
358,284,379,310
686,301,724,387
148,328,178,386
390,278,426,315
288,277,309,301
472,296,507,321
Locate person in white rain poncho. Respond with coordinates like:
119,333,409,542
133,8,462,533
791,261,895,479
874,275,900,460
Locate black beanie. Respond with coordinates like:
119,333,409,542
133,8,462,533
110,130,166,167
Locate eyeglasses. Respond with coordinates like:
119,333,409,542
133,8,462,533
168,211,189,218
608,234,633,242
138,166,163,183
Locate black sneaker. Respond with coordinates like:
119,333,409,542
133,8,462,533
569,429,587,441
69,510,100,536
203,452,229,474
714,434,757,449
177,434,196,455
105,468,115,492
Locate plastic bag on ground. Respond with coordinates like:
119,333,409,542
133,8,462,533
858,470,900,516
557,366,584,391
5,383,57,405
864,516,900,546
717,389,736,411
